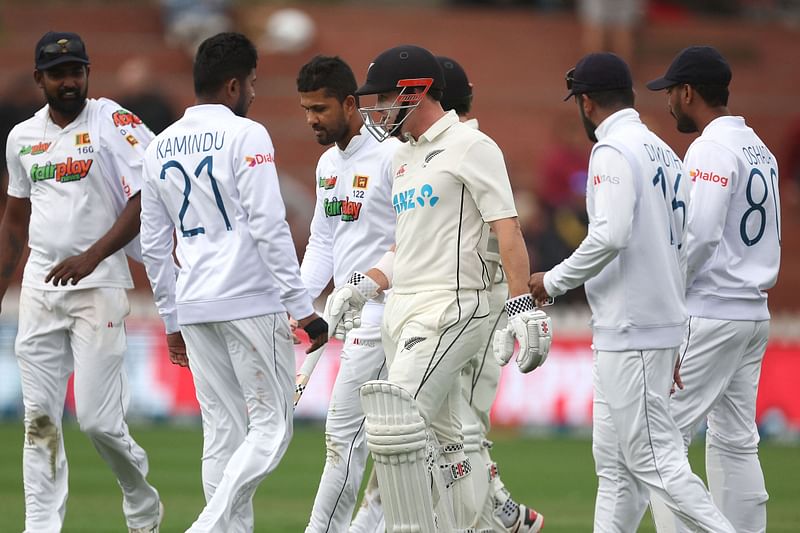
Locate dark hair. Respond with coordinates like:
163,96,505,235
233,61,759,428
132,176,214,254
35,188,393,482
193,32,257,98
296,55,358,103
691,83,729,107
584,87,635,109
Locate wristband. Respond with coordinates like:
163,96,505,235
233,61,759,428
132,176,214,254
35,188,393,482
373,250,395,286
505,294,534,317
303,317,328,340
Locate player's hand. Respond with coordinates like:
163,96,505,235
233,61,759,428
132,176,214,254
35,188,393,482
324,271,379,340
493,294,552,373
528,272,553,307
45,250,102,286
166,331,189,367
671,355,684,395
288,316,301,344
298,313,328,353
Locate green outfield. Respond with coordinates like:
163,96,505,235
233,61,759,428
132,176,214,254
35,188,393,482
0,422,798,532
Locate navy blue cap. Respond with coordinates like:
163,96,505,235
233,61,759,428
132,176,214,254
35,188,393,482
35,31,90,70
437,56,472,106
647,46,731,90
563,52,632,101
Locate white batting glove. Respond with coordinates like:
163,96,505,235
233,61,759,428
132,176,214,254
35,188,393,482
324,271,380,340
493,294,552,373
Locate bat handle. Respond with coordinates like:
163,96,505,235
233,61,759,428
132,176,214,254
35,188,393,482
294,375,309,407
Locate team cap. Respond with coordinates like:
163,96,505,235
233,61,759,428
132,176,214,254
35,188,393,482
437,55,472,109
646,45,731,90
35,31,90,70
563,52,632,101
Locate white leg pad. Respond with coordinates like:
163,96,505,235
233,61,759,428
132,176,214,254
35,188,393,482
360,380,444,532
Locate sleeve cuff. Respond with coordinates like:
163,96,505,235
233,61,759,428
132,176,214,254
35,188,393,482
162,313,180,335
543,270,566,298
283,292,315,320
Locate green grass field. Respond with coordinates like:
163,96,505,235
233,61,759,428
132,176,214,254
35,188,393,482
0,422,798,532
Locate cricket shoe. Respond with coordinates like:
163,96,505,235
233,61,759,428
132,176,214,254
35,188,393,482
509,504,544,533
129,501,164,533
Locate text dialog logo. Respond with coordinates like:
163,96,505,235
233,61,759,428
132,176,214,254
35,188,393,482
690,168,728,187
245,153,275,167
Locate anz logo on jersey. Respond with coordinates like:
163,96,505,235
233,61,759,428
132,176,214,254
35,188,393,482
392,183,439,215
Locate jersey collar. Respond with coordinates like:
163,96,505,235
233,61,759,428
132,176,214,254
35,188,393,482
594,107,640,141
416,109,460,144
701,115,745,136
338,124,370,158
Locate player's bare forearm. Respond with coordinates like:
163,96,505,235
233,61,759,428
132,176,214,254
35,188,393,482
490,217,530,297
46,192,142,285
0,197,31,299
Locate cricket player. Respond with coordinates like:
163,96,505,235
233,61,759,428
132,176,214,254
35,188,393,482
140,33,327,533
0,31,162,533
528,52,735,533
327,44,551,531
439,55,545,533
295,55,398,533
647,46,780,533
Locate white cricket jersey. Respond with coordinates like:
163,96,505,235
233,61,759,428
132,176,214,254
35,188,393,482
544,109,690,351
300,126,398,326
391,110,517,294
683,116,780,321
5,98,153,290
140,104,313,333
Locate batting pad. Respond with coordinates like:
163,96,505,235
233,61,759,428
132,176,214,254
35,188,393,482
360,380,442,532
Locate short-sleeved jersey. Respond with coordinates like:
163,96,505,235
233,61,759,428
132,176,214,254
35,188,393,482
391,111,517,294
140,104,313,332
544,109,689,351
300,126,398,326
683,116,780,321
4,98,153,290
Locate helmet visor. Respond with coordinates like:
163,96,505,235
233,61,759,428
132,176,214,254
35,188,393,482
357,78,433,142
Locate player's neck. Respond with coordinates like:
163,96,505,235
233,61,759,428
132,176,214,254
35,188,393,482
696,106,731,132
336,118,363,150
48,103,85,129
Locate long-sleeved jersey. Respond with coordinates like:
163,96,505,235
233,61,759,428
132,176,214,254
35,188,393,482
544,109,690,351
683,116,780,321
140,104,313,333
300,126,398,326
5,98,153,290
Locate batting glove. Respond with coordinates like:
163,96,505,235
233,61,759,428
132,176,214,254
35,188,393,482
493,294,552,373
324,271,380,340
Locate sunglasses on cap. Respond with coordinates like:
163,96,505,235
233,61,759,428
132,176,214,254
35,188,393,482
38,38,85,63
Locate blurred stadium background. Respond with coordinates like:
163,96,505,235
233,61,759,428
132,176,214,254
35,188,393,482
1,1,799,531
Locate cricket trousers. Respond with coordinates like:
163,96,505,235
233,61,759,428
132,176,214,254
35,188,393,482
382,289,489,529
592,348,735,533
651,317,770,533
15,287,160,532
305,324,387,533
182,313,295,533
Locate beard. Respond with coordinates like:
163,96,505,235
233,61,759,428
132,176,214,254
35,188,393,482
673,108,698,133
578,103,598,143
314,119,349,146
232,89,250,117
46,83,88,117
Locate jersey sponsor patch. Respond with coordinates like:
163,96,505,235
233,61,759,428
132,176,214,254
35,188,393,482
19,142,51,156
245,153,274,167
30,157,93,183
75,132,91,146
395,163,407,177
318,175,337,189
324,196,362,221
353,175,369,189
690,168,728,187
125,134,139,147
112,109,143,128
392,183,439,214
592,174,620,186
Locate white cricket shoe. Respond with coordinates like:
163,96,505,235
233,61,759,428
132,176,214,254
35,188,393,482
129,501,164,533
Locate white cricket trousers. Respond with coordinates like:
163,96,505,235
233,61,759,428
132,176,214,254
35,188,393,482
651,317,770,533
15,287,160,532
592,348,735,533
305,324,387,533
382,289,488,529
182,313,295,533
